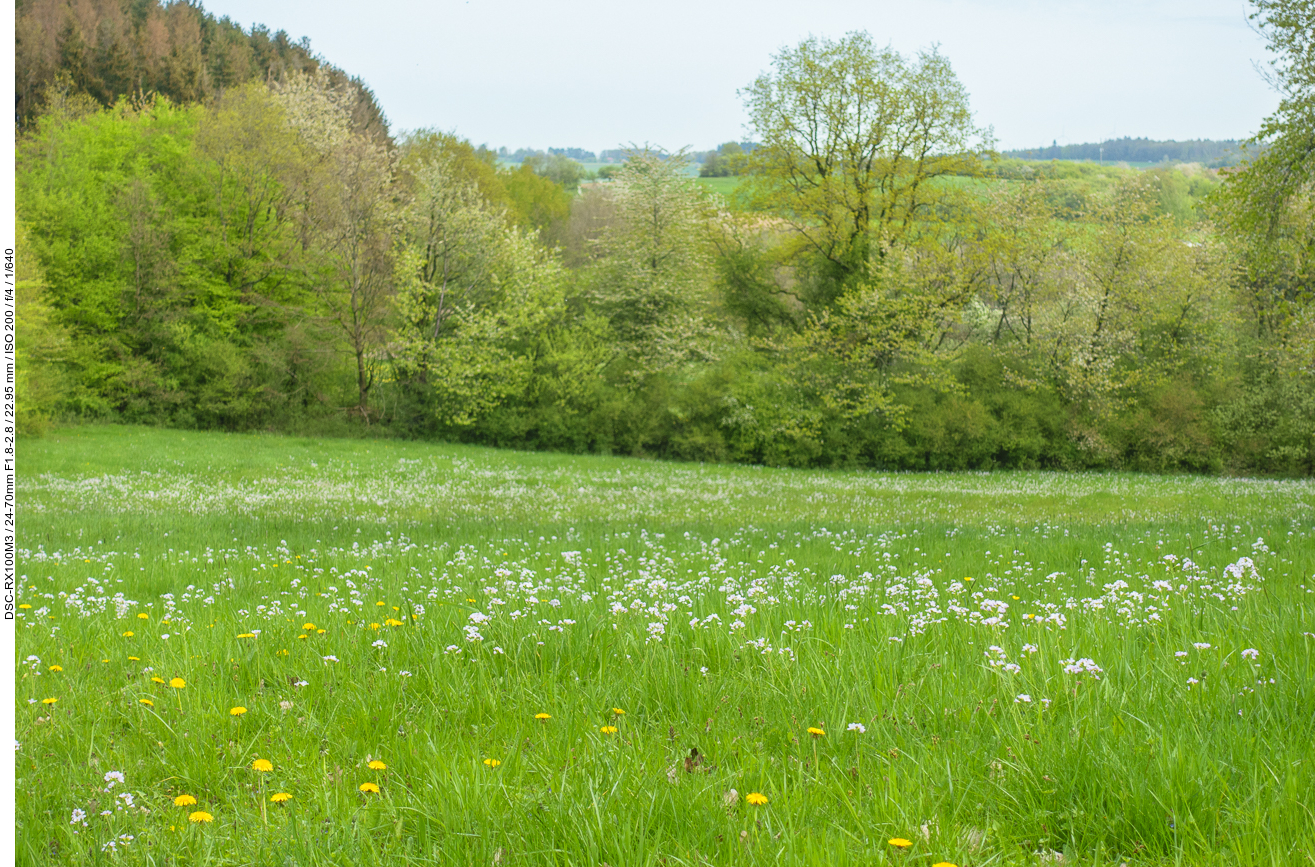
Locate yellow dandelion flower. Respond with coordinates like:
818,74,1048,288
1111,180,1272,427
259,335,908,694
48,665,63,672
535,713,551,720
807,727,825,737
41,697,57,705
18,604,31,610
483,758,501,768
358,782,380,793
933,863,958,867
139,699,154,707
369,623,380,630
277,650,289,656
746,792,768,805
251,759,273,772
367,760,387,770
297,634,308,640
169,678,186,689
188,811,213,823
151,677,165,684
385,619,403,627
230,707,247,717
302,623,315,631
889,838,913,849
316,629,325,634
122,631,134,637
137,613,149,620
174,794,197,806
128,656,140,661
612,708,625,715
270,792,292,804
599,725,618,734
236,633,255,639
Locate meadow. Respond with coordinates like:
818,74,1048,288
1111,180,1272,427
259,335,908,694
14,426,1315,866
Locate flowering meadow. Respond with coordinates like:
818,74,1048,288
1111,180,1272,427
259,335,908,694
15,426,1315,866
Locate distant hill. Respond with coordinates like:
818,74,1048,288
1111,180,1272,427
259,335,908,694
15,0,388,140
1004,137,1254,167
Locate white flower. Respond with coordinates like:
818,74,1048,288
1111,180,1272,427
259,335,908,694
1187,677,1199,685
1193,642,1211,650
399,670,412,677
371,640,387,649
70,809,86,825
322,655,338,662
1241,648,1260,660
294,680,309,687
847,722,866,733
1015,694,1032,703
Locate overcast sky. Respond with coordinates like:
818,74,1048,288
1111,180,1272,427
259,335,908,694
199,0,1277,153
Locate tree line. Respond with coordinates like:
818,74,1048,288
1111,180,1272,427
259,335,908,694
15,11,1315,475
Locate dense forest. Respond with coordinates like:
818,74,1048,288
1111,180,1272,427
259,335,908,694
14,1,1315,475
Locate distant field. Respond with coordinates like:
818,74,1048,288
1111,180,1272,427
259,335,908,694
16,426,1315,866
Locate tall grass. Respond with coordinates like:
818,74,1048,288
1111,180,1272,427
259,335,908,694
15,425,1315,866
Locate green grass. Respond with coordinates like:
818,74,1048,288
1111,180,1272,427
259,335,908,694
16,425,1315,866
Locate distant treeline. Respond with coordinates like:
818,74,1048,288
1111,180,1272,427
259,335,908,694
1004,138,1254,167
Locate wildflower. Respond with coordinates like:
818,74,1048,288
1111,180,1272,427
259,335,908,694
294,680,309,687
251,759,273,772
188,811,213,823
806,726,825,738
236,633,255,639
151,677,165,684
399,670,412,678
1193,642,1211,650
933,863,958,867
358,782,380,793
48,665,62,672
847,723,866,733
376,602,386,607
483,758,501,767
70,808,87,824
169,678,186,689
41,698,56,705
1016,694,1032,703
889,838,913,848
1242,648,1260,660
122,631,134,637
139,699,154,707
385,619,404,627
174,795,197,806
270,793,292,803
746,792,768,805
322,655,338,663
18,604,30,610
302,623,315,631
535,713,551,720
1187,677,1200,686
600,725,618,734
230,707,247,717
128,657,139,662
367,760,387,770
612,708,625,715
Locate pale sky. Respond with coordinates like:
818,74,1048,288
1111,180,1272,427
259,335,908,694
200,0,1277,153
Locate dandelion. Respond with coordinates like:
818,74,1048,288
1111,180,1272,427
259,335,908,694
270,793,292,803
48,665,62,672
385,618,403,626
359,782,380,794
139,699,154,706
230,707,247,717
746,792,768,805
807,727,825,737
188,811,213,823
483,758,501,767
302,623,316,631
933,863,958,867
889,838,913,848
251,759,273,772
174,795,197,806
535,713,551,721
612,708,625,715
236,633,255,639
122,631,134,637
41,698,57,705
151,677,165,684
169,678,186,689
367,760,387,770
128,657,139,662
600,725,618,734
